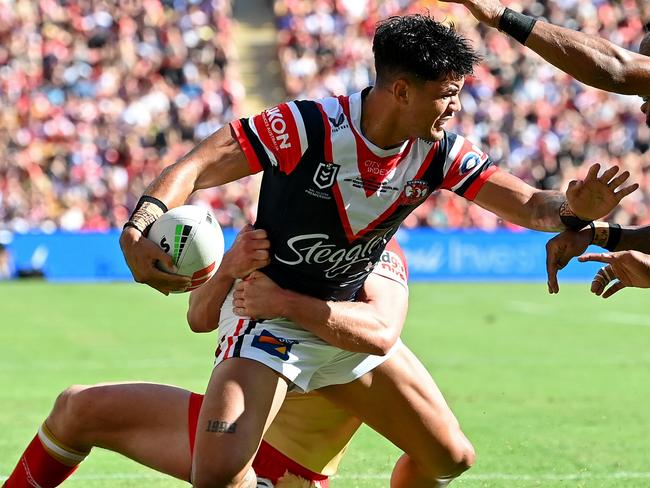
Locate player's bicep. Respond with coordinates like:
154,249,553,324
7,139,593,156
181,124,253,190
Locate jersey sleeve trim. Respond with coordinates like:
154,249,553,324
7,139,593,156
372,239,408,290
230,119,263,174
461,164,498,201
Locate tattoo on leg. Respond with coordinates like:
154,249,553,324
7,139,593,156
206,419,237,433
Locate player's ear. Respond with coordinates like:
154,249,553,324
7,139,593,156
392,78,411,106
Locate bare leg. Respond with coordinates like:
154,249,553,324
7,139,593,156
318,345,475,487
46,382,195,480
191,358,288,488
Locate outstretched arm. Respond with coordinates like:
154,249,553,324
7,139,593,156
442,0,650,95
473,164,637,232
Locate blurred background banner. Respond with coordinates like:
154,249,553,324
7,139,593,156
4,229,602,282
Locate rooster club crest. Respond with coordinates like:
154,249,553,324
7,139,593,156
401,179,430,205
313,162,340,190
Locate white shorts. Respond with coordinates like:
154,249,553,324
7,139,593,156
215,289,400,392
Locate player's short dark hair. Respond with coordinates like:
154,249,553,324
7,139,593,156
373,14,480,85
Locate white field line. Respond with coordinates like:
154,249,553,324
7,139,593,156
5,472,650,482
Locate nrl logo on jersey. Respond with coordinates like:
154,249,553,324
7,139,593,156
328,113,348,132
400,179,430,205
313,162,340,190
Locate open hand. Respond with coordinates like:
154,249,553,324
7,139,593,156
545,228,592,294
119,227,191,295
579,250,650,298
565,163,638,221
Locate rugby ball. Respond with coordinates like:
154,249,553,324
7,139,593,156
147,205,224,292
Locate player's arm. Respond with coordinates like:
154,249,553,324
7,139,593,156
441,0,650,95
120,125,254,294
473,164,637,232
233,256,409,356
187,225,270,332
234,272,407,355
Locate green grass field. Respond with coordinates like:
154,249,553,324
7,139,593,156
2,281,650,487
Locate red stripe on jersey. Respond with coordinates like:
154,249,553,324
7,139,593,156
463,164,498,201
316,103,333,162
224,319,246,359
253,103,303,175
441,138,491,197
230,119,263,174
331,141,440,243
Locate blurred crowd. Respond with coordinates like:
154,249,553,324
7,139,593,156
0,0,255,232
274,0,650,229
1,0,649,232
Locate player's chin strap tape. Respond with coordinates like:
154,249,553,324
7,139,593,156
123,196,168,236
498,7,537,45
559,200,592,231
589,221,622,251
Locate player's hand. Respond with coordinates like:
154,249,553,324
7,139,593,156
545,228,591,294
438,0,505,28
578,250,650,298
232,271,286,319
565,163,638,221
220,224,271,279
119,227,191,295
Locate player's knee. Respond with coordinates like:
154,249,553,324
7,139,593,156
417,433,475,479
49,384,107,436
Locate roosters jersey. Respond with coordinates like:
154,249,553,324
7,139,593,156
230,88,496,300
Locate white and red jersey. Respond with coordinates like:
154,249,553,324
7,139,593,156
231,88,496,301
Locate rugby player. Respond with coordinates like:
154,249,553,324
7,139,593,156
119,14,636,488
2,228,409,488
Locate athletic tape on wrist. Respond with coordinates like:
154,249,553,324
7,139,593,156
498,7,537,45
605,223,621,251
589,222,609,247
123,196,168,235
559,200,592,231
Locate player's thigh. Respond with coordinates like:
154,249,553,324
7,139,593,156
49,382,194,480
317,345,473,472
192,357,288,484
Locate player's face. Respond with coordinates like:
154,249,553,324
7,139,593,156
407,75,464,142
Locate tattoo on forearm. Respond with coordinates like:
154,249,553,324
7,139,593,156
531,192,565,231
206,419,237,433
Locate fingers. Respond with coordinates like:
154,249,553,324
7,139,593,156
602,281,625,298
607,170,629,189
584,163,601,182
598,165,619,184
591,265,616,296
546,247,560,294
578,253,613,264
614,182,639,200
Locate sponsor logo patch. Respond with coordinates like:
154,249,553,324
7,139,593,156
251,330,299,360
459,152,482,175
313,162,340,190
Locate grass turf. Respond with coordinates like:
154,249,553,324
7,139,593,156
1,281,650,487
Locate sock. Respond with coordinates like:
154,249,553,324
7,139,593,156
3,423,89,488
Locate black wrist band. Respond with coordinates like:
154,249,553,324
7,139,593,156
131,195,169,216
498,7,537,45
605,223,622,251
559,201,592,231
